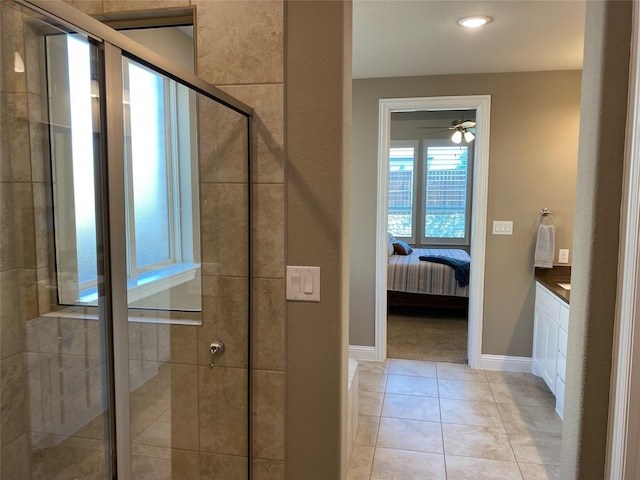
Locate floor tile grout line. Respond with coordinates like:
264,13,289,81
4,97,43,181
438,378,448,479
368,374,387,480
495,388,528,478
372,444,446,456
488,375,498,404
368,445,377,479
355,359,561,479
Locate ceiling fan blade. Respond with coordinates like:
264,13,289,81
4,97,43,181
452,119,477,129
418,126,454,129
421,128,451,135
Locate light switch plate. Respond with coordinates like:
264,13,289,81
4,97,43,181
492,220,513,235
286,266,320,302
558,249,569,264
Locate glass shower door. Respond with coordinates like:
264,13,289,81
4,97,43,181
120,55,251,479
1,3,114,478
1,1,252,478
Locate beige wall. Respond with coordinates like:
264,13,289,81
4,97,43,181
351,70,582,356
561,1,632,477
285,2,351,478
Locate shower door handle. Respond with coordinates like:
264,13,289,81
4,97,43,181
209,340,225,368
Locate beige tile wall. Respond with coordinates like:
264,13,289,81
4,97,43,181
189,2,286,478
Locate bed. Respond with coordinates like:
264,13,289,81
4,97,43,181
387,247,470,309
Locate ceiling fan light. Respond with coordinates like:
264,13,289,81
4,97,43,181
464,130,475,142
458,16,492,28
451,130,463,144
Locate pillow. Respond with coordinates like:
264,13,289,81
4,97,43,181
393,240,413,255
387,232,396,256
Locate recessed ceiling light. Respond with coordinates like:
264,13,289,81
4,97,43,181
458,16,492,28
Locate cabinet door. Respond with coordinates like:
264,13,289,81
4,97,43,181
534,304,558,393
555,377,565,419
542,311,559,393
533,307,546,377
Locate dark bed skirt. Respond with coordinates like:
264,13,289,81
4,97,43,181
387,290,469,310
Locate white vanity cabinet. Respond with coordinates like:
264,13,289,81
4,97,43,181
533,282,569,419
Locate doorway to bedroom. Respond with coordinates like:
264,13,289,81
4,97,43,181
375,95,490,367
386,109,474,363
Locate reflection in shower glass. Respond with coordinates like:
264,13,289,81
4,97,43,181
127,63,171,268
47,41,202,312
47,33,102,303
67,35,98,286
122,57,202,312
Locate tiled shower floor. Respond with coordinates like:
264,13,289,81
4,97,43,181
348,359,562,480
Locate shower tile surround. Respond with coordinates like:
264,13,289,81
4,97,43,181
0,1,285,479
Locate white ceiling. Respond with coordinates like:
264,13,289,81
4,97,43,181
352,0,586,79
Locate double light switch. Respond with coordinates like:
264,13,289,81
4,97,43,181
286,266,320,302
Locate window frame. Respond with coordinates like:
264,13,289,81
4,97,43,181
420,139,474,247
387,137,474,248
387,139,419,244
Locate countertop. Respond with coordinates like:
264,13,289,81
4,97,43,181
535,266,571,304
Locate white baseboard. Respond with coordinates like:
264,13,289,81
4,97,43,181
349,345,378,361
348,347,533,372
478,354,533,373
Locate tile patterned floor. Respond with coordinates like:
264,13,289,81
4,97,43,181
348,359,562,480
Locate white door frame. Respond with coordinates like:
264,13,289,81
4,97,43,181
375,95,491,367
607,2,640,477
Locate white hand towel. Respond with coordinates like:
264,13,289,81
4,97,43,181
534,224,555,268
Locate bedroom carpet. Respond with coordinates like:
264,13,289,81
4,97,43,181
387,306,468,363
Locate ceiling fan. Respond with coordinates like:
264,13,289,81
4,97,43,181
418,119,476,143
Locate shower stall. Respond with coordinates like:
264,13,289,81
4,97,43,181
0,0,252,478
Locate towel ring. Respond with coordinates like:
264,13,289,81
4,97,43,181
538,208,557,225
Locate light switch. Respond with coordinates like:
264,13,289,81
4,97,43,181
286,266,320,302
291,274,301,292
303,275,313,294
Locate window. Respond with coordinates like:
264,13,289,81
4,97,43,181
48,34,201,312
423,143,471,244
388,141,418,242
387,139,473,246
